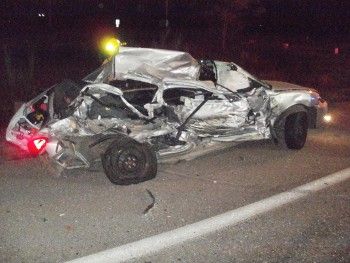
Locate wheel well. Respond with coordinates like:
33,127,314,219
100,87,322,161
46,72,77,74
307,106,317,129
87,133,131,159
274,104,308,126
271,104,309,140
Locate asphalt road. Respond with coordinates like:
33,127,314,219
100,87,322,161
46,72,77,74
0,103,349,263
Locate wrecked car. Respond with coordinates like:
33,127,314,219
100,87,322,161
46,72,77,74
6,47,328,185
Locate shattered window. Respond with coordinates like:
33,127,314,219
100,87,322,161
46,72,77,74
88,93,139,119
53,80,83,118
163,88,207,106
109,79,158,107
83,62,112,83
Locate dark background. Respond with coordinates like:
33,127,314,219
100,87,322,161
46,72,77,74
1,0,349,126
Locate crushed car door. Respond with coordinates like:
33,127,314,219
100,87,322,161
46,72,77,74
162,86,251,137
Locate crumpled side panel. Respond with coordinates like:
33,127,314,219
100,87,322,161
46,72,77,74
173,96,249,121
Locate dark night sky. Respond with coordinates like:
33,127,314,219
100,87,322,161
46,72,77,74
1,0,349,38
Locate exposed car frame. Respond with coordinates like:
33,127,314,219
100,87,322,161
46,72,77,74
6,47,328,184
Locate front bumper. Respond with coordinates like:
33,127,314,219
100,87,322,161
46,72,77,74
313,99,328,128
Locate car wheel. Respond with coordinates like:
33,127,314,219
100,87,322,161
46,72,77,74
284,112,308,149
101,138,157,185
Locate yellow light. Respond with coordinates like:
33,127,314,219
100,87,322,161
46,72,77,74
323,114,332,123
102,37,121,56
105,42,116,53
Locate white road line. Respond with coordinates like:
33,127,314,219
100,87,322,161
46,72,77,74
66,167,350,263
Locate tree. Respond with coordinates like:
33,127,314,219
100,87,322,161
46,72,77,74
214,0,266,50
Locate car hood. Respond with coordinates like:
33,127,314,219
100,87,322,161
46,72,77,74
264,80,318,93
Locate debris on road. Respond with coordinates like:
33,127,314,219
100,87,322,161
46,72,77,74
143,189,155,215
65,225,74,232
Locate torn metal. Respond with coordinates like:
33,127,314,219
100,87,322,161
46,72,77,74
84,47,200,84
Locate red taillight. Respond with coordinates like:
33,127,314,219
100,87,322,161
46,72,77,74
28,137,48,155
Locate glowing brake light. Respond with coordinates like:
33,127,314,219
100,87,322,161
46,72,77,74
34,139,46,149
28,137,48,155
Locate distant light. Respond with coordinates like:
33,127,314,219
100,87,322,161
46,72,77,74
38,13,46,17
115,19,120,28
334,47,339,55
105,42,116,53
283,43,289,49
323,114,332,123
103,38,121,56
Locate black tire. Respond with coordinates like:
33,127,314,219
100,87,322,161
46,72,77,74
101,138,157,185
284,112,308,149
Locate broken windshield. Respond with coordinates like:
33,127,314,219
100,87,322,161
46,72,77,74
83,61,112,83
